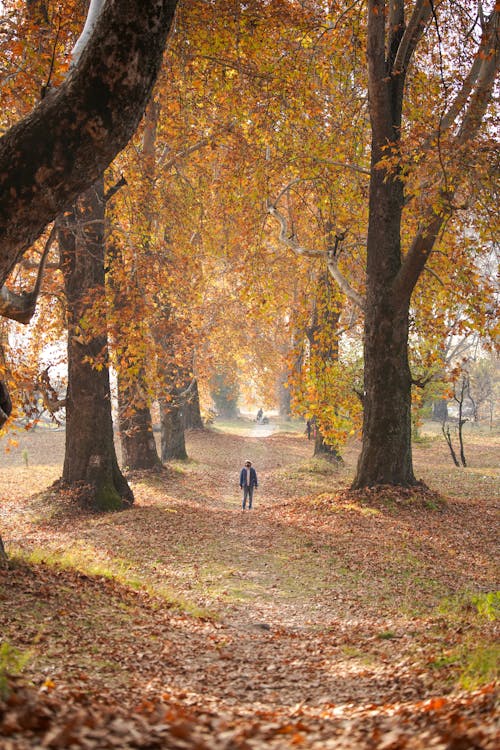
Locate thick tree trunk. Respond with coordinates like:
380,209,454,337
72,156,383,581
0,534,8,568
353,297,415,487
117,371,161,470
352,167,417,488
432,399,448,422
351,1,416,489
59,180,133,509
160,397,187,461
353,3,499,488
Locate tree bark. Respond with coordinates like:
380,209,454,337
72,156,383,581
183,379,204,430
353,289,416,486
160,396,187,461
0,0,178,286
352,0,416,488
117,371,161,470
353,2,498,488
278,375,291,420
0,534,8,568
352,139,417,486
314,430,343,462
59,179,133,510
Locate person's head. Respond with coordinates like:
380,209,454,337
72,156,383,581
244,460,252,468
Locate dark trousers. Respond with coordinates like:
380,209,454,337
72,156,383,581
242,484,254,509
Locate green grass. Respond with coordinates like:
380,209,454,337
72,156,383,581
423,590,500,688
438,590,500,622
459,645,499,688
471,591,500,621
0,642,30,698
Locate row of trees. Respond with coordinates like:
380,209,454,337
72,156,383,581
0,0,498,540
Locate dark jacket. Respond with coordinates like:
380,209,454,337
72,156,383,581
239,466,258,488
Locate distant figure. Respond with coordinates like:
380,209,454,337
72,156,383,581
256,408,263,423
306,417,316,439
239,459,258,510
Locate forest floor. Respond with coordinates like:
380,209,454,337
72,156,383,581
0,420,498,749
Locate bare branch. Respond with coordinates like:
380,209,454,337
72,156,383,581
394,10,500,306
267,203,323,258
421,9,499,148
422,264,445,286
159,123,235,171
326,254,365,311
0,225,57,324
312,159,370,177
457,10,500,144
393,0,434,74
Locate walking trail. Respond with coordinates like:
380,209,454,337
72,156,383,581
0,424,497,748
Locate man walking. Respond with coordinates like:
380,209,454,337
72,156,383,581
239,459,258,510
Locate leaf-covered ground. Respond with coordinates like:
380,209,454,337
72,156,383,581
0,422,498,748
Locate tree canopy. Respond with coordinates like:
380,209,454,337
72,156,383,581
0,0,498,491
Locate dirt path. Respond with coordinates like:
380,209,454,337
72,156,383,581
0,424,498,748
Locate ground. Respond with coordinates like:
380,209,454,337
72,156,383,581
0,419,498,748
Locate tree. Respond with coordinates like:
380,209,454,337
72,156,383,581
58,179,133,509
211,367,240,419
0,0,179,288
107,99,162,472
352,1,499,488
0,0,178,555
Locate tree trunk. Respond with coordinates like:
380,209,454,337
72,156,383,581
160,397,187,461
183,379,204,430
432,399,448,422
352,2,499,489
59,179,133,510
117,370,161,470
0,534,8,568
351,1,416,488
0,0,178,286
278,374,291,420
352,166,417,487
353,296,415,487
314,430,342,463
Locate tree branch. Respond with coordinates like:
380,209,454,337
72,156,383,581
393,9,500,305
0,225,57,323
457,10,500,144
267,202,365,310
104,174,128,203
392,0,434,74
421,9,499,149
0,0,179,287
159,123,235,171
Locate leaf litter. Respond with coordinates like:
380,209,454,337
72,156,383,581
0,426,498,748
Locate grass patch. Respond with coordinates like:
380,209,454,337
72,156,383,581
295,457,338,476
425,590,500,689
471,591,499,621
377,630,398,640
438,590,500,622
459,645,499,689
10,547,214,620
0,642,30,698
